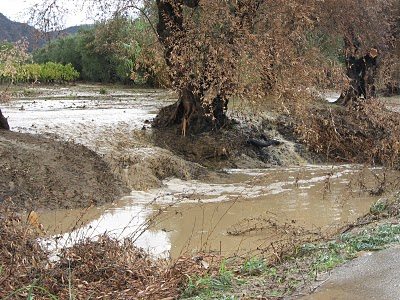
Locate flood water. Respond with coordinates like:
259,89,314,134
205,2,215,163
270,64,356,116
2,85,399,259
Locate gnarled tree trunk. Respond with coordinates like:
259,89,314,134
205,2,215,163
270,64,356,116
152,0,229,136
336,34,378,106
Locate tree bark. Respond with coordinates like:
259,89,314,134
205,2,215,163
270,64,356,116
336,34,378,105
0,109,10,130
336,52,378,105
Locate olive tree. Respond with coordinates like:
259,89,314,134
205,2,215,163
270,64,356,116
316,0,398,105
29,1,323,132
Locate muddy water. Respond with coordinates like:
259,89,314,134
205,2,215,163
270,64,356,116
3,85,398,258
38,165,391,258
148,166,395,258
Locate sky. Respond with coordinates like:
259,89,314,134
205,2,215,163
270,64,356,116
0,0,93,28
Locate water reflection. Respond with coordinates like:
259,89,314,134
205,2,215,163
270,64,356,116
37,165,394,259
40,198,170,258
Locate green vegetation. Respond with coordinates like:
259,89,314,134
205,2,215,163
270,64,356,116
341,224,400,251
99,87,107,94
0,42,80,84
4,278,58,300
239,257,269,276
178,201,400,299
32,16,165,86
0,62,80,84
370,199,387,215
0,15,163,86
181,260,236,299
0,0,399,298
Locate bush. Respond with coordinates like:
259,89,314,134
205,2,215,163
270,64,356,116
0,62,80,83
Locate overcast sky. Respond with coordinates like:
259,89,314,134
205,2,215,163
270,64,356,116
0,0,93,27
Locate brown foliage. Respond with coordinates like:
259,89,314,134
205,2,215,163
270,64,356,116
28,0,399,100
295,100,400,168
0,211,217,299
0,214,49,298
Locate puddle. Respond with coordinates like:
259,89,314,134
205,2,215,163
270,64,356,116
4,85,399,258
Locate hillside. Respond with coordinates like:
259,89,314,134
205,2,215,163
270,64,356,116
0,13,82,51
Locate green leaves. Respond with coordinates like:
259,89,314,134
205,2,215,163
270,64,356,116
0,61,80,83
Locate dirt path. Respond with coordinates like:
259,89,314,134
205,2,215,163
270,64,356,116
0,130,128,212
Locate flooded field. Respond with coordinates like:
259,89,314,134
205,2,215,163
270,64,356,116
2,85,399,259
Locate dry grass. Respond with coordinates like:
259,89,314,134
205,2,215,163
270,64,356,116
294,99,400,169
0,214,48,297
0,210,219,299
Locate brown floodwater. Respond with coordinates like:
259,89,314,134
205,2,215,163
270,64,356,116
36,164,398,259
4,85,399,258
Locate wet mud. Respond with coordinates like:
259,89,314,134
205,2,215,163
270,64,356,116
0,130,128,211
37,164,396,259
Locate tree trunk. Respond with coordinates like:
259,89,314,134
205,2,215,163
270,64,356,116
0,109,10,130
153,0,229,136
336,34,378,105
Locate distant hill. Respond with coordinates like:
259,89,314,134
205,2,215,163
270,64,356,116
0,13,84,51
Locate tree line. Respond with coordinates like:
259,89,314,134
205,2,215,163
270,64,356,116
0,61,80,84
32,16,166,85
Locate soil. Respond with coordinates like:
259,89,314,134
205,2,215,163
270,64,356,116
151,112,318,170
0,121,311,213
0,85,321,213
0,129,129,212
0,86,399,299
0,120,312,213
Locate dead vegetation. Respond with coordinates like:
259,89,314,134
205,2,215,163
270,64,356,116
0,206,347,299
0,1,398,298
0,209,221,299
292,99,400,169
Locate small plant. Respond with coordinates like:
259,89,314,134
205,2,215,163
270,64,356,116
313,249,345,272
239,257,269,276
341,224,400,251
181,260,235,298
369,199,387,215
99,87,107,94
5,278,58,300
23,89,34,96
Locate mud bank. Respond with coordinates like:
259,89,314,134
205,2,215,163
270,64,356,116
0,130,128,211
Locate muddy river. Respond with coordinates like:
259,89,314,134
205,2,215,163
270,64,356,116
2,85,398,259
